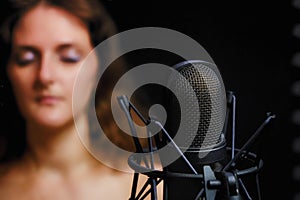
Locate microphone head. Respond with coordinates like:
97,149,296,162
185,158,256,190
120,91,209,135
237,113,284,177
165,60,227,151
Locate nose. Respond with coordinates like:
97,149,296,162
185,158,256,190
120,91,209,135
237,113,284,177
36,54,55,85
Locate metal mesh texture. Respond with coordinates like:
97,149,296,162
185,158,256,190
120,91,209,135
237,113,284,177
167,61,226,149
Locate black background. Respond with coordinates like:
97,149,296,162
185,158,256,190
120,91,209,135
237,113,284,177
103,1,295,199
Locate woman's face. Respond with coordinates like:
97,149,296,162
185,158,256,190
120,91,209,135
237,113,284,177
7,5,98,128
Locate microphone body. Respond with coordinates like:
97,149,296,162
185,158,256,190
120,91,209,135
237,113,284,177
161,60,228,200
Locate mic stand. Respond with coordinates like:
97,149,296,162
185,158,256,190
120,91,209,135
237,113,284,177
118,94,275,200
222,112,276,172
118,95,199,200
203,112,276,200
203,165,242,200
117,95,158,200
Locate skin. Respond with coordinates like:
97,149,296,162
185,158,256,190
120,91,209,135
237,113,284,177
0,4,139,200
7,5,96,130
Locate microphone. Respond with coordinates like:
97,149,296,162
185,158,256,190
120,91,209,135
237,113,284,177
160,60,228,200
118,60,275,200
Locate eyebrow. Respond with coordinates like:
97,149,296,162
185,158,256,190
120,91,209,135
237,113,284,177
12,43,83,54
10,46,40,58
55,43,84,53
12,45,39,52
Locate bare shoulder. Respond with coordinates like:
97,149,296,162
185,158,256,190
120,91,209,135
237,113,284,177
0,161,23,198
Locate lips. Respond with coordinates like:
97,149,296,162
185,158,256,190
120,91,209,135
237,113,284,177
35,95,63,105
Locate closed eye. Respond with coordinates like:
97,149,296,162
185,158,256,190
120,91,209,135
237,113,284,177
11,48,39,66
58,45,82,64
60,56,81,63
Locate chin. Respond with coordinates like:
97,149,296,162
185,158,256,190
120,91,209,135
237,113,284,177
29,111,75,130
40,118,74,129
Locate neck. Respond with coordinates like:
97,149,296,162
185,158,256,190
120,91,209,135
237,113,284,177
24,116,100,175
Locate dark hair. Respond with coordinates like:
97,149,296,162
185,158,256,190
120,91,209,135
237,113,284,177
1,0,116,47
0,0,131,162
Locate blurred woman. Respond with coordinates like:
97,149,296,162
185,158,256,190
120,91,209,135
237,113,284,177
0,0,140,199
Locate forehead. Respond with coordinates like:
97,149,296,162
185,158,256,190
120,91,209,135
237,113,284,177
12,4,92,49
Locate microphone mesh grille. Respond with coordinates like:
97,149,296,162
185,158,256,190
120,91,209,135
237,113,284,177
167,61,226,149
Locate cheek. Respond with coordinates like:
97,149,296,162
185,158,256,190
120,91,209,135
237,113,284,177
72,56,98,112
74,69,97,103
6,67,35,119
79,54,98,92
7,67,32,98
